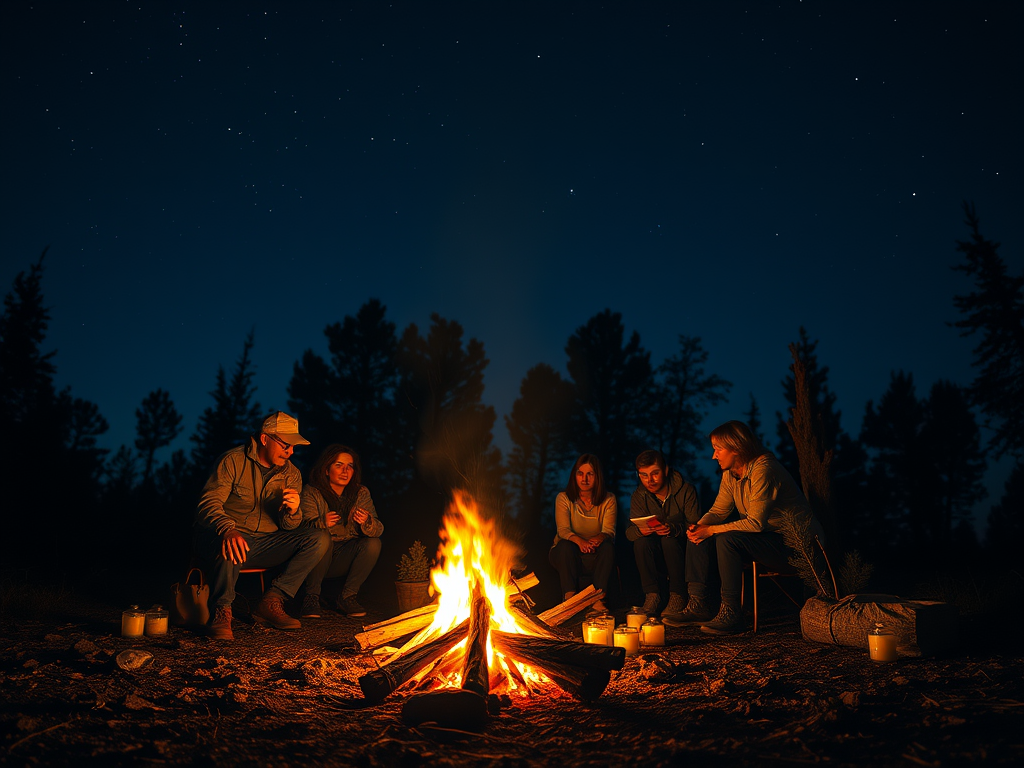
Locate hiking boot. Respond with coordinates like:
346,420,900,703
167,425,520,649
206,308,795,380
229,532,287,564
336,595,367,617
662,595,713,627
253,594,301,630
642,593,660,614
301,594,322,619
660,592,687,622
700,603,745,635
208,605,234,641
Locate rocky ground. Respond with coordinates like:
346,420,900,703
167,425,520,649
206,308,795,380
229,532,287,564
1,587,1023,767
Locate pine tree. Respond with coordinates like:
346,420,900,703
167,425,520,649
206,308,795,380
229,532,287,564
952,202,1024,459
190,331,262,476
650,335,731,483
565,310,653,497
0,251,108,566
135,388,183,485
398,314,504,507
288,299,409,490
505,363,577,532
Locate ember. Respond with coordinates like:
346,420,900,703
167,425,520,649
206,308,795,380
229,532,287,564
357,492,625,726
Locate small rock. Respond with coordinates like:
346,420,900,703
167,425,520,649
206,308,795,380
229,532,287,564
116,649,154,671
22,659,39,669
839,691,860,708
74,639,100,656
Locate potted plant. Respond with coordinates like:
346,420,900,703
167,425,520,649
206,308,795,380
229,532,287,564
395,540,433,613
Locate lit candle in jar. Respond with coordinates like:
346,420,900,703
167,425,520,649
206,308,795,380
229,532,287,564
121,605,145,638
145,605,169,637
868,623,898,662
614,625,640,656
626,606,647,630
641,617,665,646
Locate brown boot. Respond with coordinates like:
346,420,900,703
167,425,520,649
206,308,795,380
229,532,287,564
253,594,301,630
208,605,234,641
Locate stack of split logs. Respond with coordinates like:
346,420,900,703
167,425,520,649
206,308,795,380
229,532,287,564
354,575,624,730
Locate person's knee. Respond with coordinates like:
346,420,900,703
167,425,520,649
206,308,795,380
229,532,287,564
716,531,746,554
312,529,332,556
634,536,658,558
361,536,382,561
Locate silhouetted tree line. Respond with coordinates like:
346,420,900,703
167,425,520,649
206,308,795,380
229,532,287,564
2,203,1020,593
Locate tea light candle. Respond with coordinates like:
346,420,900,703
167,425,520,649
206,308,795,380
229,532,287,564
121,605,145,638
614,625,640,656
868,623,898,662
626,606,647,630
145,605,169,637
641,618,665,646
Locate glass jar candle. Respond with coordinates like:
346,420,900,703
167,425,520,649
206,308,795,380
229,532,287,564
868,623,898,662
626,606,648,630
121,605,145,638
640,617,665,646
614,625,640,656
144,605,169,637
594,613,615,646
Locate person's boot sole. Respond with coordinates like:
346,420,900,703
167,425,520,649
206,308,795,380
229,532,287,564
253,614,301,630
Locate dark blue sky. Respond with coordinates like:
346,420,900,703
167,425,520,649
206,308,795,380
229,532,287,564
4,1,1022,525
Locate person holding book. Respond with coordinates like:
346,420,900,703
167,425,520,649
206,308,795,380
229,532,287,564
626,449,707,625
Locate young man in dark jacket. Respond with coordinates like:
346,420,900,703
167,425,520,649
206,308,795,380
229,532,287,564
626,449,713,625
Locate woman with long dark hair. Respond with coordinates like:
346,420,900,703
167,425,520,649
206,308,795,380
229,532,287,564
299,444,383,618
548,453,617,613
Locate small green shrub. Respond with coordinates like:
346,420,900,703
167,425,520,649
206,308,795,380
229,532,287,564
396,541,431,582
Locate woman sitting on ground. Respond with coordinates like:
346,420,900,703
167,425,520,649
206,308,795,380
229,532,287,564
299,444,383,618
548,453,617,613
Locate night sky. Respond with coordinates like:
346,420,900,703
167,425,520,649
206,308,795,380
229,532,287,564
4,2,1022,527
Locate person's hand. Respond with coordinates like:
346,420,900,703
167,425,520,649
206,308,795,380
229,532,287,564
281,488,300,517
635,519,656,536
586,535,605,549
221,529,249,565
350,507,369,526
575,536,595,553
324,511,341,528
648,519,671,537
687,524,713,544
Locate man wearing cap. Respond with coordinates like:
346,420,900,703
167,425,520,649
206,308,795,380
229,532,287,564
194,411,331,641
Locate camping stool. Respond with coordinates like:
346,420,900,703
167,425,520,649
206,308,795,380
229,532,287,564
239,568,267,592
741,562,802,633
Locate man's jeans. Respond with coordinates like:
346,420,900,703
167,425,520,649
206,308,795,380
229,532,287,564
304,537,382,598
195,526,332,607
716,530,795,604
548,539,615,596
634,534,714,595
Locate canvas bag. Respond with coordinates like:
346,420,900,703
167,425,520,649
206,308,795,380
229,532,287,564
800,593,958,657
170,568,210,627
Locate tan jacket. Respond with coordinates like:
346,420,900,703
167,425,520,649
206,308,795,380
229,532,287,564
195,438,303,536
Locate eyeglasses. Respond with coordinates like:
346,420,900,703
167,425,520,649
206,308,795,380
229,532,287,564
266,433,294,452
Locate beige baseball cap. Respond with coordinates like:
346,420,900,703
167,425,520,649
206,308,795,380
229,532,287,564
261,411,310,445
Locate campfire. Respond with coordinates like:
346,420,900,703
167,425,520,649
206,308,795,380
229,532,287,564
354,491,625,728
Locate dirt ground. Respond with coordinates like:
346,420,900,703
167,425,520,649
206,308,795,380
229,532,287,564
2,589,1023,768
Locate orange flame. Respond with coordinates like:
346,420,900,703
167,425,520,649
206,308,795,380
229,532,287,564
397,491,548,695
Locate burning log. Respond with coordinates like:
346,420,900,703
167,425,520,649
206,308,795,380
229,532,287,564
461,583,492,697
358,618,469,703
491,633,612,701
510,604,563,639
536,584,605,626
491,631,626,672
354,572,539,651
402,586,493,729
355,604,438,651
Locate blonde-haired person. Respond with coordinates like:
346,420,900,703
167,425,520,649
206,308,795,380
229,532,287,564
686,421,824,634
549,454,617,613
